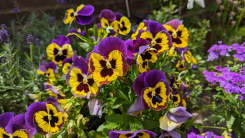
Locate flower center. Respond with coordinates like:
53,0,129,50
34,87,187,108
173,31,177,37
106,60,111,69
152,39,156,46
82,74,88,84
58,49,63,56
120,24,123,28
48,114,52,121
151,88,156,97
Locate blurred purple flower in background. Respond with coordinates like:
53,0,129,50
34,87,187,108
0,29,9,43
57,0,67,4
27,34,34,44
49,17,56,26
36,38,40,48
12,8,20,13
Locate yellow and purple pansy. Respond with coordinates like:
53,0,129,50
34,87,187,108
176,60,186,71
127,70,170,113
131,20,151,40
184,51,197,64
109,130,157,138
159,107,192,132
137,46,158,73
64,4,94,26
46,35,73,66
66,28,85,39
66,55,99,98
160,130,182,138
115,13,131,35
163,19,189,48
62,57,73,74
0,112,36,138
99,9,119,36
139,21,172,54
44,82,64,97
89,37,128,85
25,97,67,135
37,61,57,84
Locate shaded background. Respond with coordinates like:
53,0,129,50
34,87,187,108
0,0,152,26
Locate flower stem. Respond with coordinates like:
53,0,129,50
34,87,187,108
201,126,226,129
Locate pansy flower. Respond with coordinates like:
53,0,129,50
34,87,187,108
25,98,67,135
163,19,189,48
64,4,94,26
44,82,64,97
66,28,85,39
62,57,73,74
137,46,158,73
168,91,182,106
46,35,73,66
131,20,150,40
115,13,131,35
109,130,157,138
139,21,172,54
26,92,41,102
99,9,119,36
176,60,186,71
90,37,128,84
159,130,181,138
66,55,99,97
184,51,197,64
0,112,36,138
37,61,57,84
127,70,170,113
159,107,192,131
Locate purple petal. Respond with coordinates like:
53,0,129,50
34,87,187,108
167,107,193,123
66,67,73,87
38,61,47,73
109,131,134,138
127,97,145,113
134,130,157,138
168,130,181,138
51,35,70,46
115,13,123,21
13,114,36,138
46,62,57,73
144,70,167,88
141,92,150,110
5,117,13,134
149,21,166,37
97,23,102,29
138,46,157,55
25,102,47,128
127,49,135,59
75,14,94,25
99,9,116,24
165,19,182,30
62,57,73,67
96,37,127,58
143,20,151,28
72,55,88,74
133,72,147,96
45,96,57,103
127,38,151,53
76,5,94,16
0,112,14,129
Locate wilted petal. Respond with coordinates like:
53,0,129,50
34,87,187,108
88,98,103,118
159,113,183,131
127,97,145,113
167,107,193,123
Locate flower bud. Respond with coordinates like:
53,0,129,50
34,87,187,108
216,12,221,17
231,21,236,26
233,1,238,5
219,5,224,10
230,11,235,16
216,0,222,5
237,7,241,12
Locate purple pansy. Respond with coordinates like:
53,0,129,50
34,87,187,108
109,130,157,138
127,70,170,113
99,9,116,24
0,112,36,138
66,28,85,39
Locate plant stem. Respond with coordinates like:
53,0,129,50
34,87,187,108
201,126,226,129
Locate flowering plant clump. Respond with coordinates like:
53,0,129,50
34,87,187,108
0,2,242,138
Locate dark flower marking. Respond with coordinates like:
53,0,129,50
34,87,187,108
120,21,127,31
110,59,116,69
100,68,113,77
43,110,59,127
141,51,152,61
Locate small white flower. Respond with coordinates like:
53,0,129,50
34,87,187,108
187,0,205,9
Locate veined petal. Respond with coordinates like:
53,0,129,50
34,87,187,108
131,22,148,40
133,72,147,96
99,9,116,24
144,69,167,88
153,31,171,54
108,50,127,76
140,31,153,42
139,61,149,73
165,19,182,30
63,9,75,25
0,128,10,138
46,43,60,61
118,16,131,35
72,55,88,74
149,21,166,37
75,14,94,25
12,130,28,138
101,17,110,27
0,112,14,129
137,46,158,64
51,35,71,47
62,62,71,74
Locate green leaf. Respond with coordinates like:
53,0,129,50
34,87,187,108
57,130,67,138
74,33,93,45
129,118,143,131
226,114,235,129
78,42,92,52
24,52,31,61
105,114,124,123
205,87,213,91
112,98,127,109
161,66,172,73
58,75,66,81
76,127,87,138
117,89,129,101
142,120,158,130
93,24,98,41
203,115,223,122
88,131,105,138
97,122,118,136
